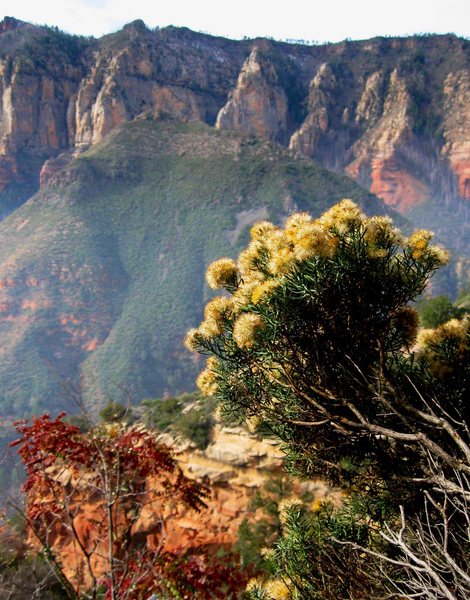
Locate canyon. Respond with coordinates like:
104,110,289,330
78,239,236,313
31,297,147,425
0,16,469,417
1,17,469,221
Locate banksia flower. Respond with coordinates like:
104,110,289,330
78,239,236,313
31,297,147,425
418,317,469,350
293,223,331,261
184,328,203,351
260,547,275,560
196,357,220,396
206,258,238,290
204,296,235,322
427,244,450,266
199,317,224,338
233,312,265,348
285,211,314,234
394,306,420,348
267,245,295,275
251,278,282,304
238,240,266,280
264,579,291,599
319,199,365,232
250,220,279,241
407,229,434,260
278,497,304,525
415,317,469,378
246,578,263,593
365,215,403,250
233,280,259,307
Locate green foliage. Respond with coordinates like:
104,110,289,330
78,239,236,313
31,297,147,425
416,293,467,327
99,401,133,424
234,476,294,572
189,203,451,482
189,202,470,598
246,496,389,599
0,119,386,417
143,392,216,449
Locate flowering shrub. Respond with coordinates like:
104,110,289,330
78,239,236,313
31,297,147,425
185,200,469,599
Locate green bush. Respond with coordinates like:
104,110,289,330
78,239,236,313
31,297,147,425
143,392,216,450
186,200,469,598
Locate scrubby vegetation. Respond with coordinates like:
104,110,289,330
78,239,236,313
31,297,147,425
188,200,469,598
0,119,385,417
143,392,217,449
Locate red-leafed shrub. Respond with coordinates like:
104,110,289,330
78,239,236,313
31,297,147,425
11,413,248,599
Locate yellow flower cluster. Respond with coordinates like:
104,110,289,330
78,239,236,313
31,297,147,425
251,279,282,304
264,579,292,600
246,577,292,599
232,312,265,349
196,357,219,396
246,578,263,593
186,200,451,373
183,328,202,351
205,257,239,290
408,229,433,259
407,229,450,264
234,202,359,309
319,198,365,232
417,317,469,351
278,497,304,525
414,317,469,378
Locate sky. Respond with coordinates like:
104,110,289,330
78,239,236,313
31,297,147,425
1,0,469,43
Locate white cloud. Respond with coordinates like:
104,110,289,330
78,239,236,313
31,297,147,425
1,0,468,41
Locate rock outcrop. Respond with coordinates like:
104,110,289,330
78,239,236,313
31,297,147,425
344,69,428,212
442,70,470,200
289,62,337,158
26,422,337,589
1,20,469,219
216,46,288,143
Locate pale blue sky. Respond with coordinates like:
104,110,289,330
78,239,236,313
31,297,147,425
1,0,469,42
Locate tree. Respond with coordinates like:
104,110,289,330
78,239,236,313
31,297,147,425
10,413,209,600
185,200,470,598
416,294,466,328
99,401,133,424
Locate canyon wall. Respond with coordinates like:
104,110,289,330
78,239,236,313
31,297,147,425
1,17,469,217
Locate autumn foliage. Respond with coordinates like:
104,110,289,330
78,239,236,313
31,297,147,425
10,413,252,599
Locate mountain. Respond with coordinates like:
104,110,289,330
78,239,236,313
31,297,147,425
1,17,469,257
0,117,392,415
0,18,469,415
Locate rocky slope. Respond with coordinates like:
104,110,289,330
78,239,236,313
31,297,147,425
1,19,469,235
0,18,469,414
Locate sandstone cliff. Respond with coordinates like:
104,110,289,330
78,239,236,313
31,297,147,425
216,45,288,142
1,18,469,222
27,422,335,589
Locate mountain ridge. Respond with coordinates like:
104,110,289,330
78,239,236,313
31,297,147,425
0,19,469,415
1,18,469,259
0,117,396,415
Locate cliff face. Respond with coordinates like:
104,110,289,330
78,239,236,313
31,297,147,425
1,19,469,221
0,20,469,413
27,423,335,589
216,45,289,143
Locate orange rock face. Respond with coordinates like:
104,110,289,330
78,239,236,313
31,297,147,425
216,46,288,143
25,424,336,591
1,22,469,217
442,70,470,200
